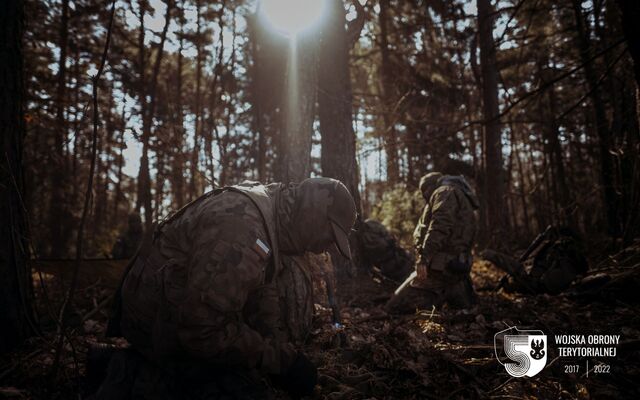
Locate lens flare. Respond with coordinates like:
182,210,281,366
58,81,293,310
261,0,327,36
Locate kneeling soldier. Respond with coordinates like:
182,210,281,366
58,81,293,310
91,178,356,400
387,172,479,314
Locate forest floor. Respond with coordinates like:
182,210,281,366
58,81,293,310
1,245,639,400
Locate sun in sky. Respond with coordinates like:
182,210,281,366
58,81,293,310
260,0,327,36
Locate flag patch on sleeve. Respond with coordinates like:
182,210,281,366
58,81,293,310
254,238,271,259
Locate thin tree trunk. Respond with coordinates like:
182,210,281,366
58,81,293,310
249,15,267,182
378,0,398,184
572,0,619,236
49,0,70,257
172,11,185,207
510,122,531,238
190,0,203,196
477,0,507,241
544,76,574,227
205,4,227,187
51,0,115,373
154,140,165,218
135,0,149,222
137,0,172,231
113,120,125,223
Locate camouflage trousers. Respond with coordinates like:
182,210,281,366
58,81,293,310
89,349,271,400
385,270,475,314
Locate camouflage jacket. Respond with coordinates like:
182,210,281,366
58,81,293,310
413,176,479,266
119,183,299,375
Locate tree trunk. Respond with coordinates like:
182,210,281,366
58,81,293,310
477,0,507,240
510,124,531,238
615,0,640,241
135,0,150,225
279,34,318,183
137,0,172,231
205,6,227,187
318,0,362,211
0,0,33,353
572,0,619,237
545,77,574,228
113,123,125,222
172,11,185,208
48,0,70,257
378,0,399,184
190,0,203,196
616,0,640,127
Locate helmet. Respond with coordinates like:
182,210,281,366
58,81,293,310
295,178,357,259
419,172,443,200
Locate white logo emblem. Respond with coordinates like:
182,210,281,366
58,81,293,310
494,326,547,377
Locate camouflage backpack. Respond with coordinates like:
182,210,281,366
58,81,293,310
360,219,396,262
360,219,413,281
528,227,589,294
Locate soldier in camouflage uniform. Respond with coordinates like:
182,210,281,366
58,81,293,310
386,172,479,314
92,178,356,400
482,226,588,294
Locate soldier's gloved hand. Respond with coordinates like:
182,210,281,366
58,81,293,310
281,352,317,398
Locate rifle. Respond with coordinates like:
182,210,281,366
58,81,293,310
518,225,553,263
394,271,417,296
323,249,348,345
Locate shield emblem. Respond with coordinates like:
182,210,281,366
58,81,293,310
494,327,547,377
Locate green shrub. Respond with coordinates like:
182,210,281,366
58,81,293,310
369,185,424,249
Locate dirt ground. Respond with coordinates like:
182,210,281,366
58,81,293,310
1,247,639,399
306,257,639,399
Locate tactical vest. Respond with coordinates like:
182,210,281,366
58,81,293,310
154,182,283,282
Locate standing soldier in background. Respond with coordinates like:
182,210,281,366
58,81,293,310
387,172,479,313
90,178,357,399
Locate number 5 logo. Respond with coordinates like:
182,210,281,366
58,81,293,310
494,326,548,377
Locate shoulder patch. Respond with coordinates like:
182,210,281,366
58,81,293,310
254,238,271,259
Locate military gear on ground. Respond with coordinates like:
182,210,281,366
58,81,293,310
357,219,414,281
105,178,355,397
483,226,588,294
388,175,478,313
111,213,143,259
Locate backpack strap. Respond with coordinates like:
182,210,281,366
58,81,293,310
226,183,282,284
